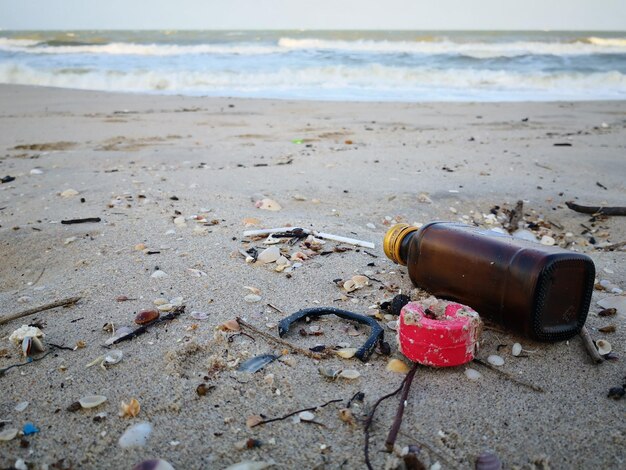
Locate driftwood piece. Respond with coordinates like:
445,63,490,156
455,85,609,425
566,201,626,216
0,296,81,326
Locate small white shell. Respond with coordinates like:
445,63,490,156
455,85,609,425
335,348,357,359
256,246,280,264
119,422,153,448
79,395,108,409
487,355,505,366
596,339,612,355
0,428,19,441
465,368,482,380
298,411,315,421
15,401,29,412
191,311,209,320
511,343,523,357
105,326,134,346
339,369,361,380
244,294,262,303
318,367,340,380
105,350,124,365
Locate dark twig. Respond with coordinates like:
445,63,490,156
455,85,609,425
250,398,343,427
579,326,603,364
566,201,626,216
385,363,419,452
0,351,53,377
0,296,81,326
364,375,410,470
595,241,626,251
347,391,365,408
108,306,185,346
61,217,102,225
473,358,544,392
47,343,75,351
227,331,256,343
237,317,326,360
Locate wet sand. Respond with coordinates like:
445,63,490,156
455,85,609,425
0,84,625,469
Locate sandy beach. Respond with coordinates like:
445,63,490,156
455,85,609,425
0,84,625,469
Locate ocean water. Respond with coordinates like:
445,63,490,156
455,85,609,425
0,30,625,101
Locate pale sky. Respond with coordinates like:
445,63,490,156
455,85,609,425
1,0,625,31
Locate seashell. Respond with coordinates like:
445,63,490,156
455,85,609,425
238,354,278,373
244,294,262,303
596,339,612,355
298,411,315,421
191,311,209,320
170,296,184,306
386,320,399,331
120,398,141,418
598,308,617,317
135,309,160,325
336,348,357,359
153,298,169,306
224,462,273,470
339,369,361,380
487,355,505,366
386,358,410,374
119,422,153,448
150,270,168,278
105,350,124,365
105,326,134,346
0,428,19,441
339,408,354,424
243,286,261,295
465,368,482,380
132,459,175,470
256,246,281,264
22,336,45,356
9,325,44,345
511,343,523,356
276,256,290,266
157,303,174,312
309,325,321,333
318,367,341,380
60,188,79,198
218,319,240,331
79,395,107,409
475,451,502,470
598,325,616,333
256,198,282,211
246,415,264,428
540,235,556,246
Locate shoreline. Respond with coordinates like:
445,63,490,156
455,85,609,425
0,84,624,469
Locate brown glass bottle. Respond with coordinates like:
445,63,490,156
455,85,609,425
384,222,595,341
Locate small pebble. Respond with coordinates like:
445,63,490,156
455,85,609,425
151,270,168,278
464,368,482,380
511,343,523,356
487,355,505,366
14,401,29,412
30,168,44,175
298,411,315,421
119,422,153,448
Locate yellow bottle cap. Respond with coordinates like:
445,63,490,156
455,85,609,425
383,223,418,265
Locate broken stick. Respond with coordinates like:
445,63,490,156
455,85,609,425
0,296,81,326
579,326,603,364
566,201,626,216
385,363,419,452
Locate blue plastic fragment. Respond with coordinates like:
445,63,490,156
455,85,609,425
22,422,39,435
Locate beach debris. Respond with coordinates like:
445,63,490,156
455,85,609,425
465,368,482,381
22,423,39,436
105,326,134,346
598,308,617,317
15,401,29,412
298,411,315,422
106,306,185,347
318,367,341,380
196,383,214,397
243,226,375,249
218,319,241,331
278,307,384,362
595,339,612,355
190,311,209,320
565,201,626,216
132,459,175,470
385,363,419,452
224,462,273,470
60,217,101,225
135,309,160,325
151,270,169,279
244,294,262,303
247,399,342,428
120,398,141,418
598,325,616,333
255,198,282,211
386,358,411,374
1,175,15,184
21,336,45,357
342,275,369,292
79,395,107,409
238,354,279,373
0,296,82,327
336,348,357,359
0,428,19,441
475,451,503,470
579,326,603,364
60,189,79,198
256,246,281,264
119,422,153,448
608,386,625,400
487,355,505,366
339,369,361,380
511,343,523,357
9,325,44,346
338,408,355,425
